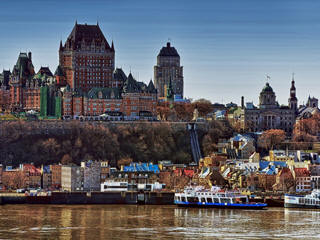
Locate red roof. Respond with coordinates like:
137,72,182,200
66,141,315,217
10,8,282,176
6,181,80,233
22,164,41,174
183,169,194,178
294,168,310,178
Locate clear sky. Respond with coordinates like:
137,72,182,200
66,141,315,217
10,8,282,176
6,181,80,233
1,0,320,106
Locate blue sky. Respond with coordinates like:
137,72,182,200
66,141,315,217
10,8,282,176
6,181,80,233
1,0,320,105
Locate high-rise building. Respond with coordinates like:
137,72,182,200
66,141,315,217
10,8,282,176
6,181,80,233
59,22,115,92
154,42,183,99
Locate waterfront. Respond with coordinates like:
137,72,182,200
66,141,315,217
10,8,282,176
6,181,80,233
1,205,320,239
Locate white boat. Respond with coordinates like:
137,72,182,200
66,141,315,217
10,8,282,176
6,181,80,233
285,189,320,209
174,186,267,209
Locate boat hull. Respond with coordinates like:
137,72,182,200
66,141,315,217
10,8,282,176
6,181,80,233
175,201,267,209
284,203,320,209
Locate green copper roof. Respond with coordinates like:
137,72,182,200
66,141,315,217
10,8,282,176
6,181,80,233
87,87,121,99
261,82,273,93
123,73,141,93
12,52,34,81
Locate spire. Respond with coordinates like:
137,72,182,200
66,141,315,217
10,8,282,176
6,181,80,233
59,40,63,51
111,41,114,52
75,20,77,25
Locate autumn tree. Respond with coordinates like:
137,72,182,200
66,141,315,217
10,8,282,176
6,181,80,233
258,129,286,150
192,99,213,117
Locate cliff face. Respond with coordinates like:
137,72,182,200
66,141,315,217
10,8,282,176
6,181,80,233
0,121,232,167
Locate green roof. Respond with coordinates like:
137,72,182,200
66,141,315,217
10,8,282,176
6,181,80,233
87,87,121,99
261,82,274,93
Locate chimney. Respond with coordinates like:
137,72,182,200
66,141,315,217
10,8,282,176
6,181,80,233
241,96,244,109
28,52,32,61
167,42,170,48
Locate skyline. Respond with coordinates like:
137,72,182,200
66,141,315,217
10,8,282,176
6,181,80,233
1,0,320,106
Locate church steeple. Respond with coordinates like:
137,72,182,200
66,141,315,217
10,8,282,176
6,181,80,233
288,73,297,111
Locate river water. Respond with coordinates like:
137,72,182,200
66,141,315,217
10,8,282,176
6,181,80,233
0,205,320,239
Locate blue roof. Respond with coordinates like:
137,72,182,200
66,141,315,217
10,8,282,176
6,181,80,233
259,160,287,175
43,165,51,173
123,162,159,173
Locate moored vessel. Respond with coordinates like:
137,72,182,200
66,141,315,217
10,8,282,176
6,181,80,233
174,186,267,209
285,189,320,209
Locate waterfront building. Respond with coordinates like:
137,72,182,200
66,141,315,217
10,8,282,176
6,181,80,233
61,165,83,191
154,42,183,99
50,164,62,189
41,165,52,189
82,161,101,192
21,164,42,189
59,22,115,92
100,161,110,183
1,167,25,190
244,81,296,134
294,168,311,192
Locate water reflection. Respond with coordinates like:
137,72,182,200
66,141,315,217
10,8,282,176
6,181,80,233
1,205,320,239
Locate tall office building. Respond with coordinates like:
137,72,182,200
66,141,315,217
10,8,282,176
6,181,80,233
154,42,183,99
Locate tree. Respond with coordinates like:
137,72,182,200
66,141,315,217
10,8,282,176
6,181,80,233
258,129,286,150
192,99,213,117
61,154,72,165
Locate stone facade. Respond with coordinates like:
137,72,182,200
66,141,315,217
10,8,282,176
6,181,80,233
244,82,296,134
82,161,101,192
154,42,183,99
61,165,83,191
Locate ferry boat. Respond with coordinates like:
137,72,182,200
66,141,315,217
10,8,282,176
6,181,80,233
174,186,267,209
285,189,320,209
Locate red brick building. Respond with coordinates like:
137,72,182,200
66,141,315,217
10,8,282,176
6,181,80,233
59,22,115,92
0,22,157,119
50,164,62,189
63,72,157,119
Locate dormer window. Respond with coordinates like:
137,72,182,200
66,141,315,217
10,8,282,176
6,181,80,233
98,91,103,99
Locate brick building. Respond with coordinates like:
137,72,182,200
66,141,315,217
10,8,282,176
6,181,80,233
0,22,158,119
62,71,157,120
59,22,115,92
50,164,62,189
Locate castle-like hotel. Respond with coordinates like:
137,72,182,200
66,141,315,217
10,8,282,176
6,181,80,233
0,22,183,120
